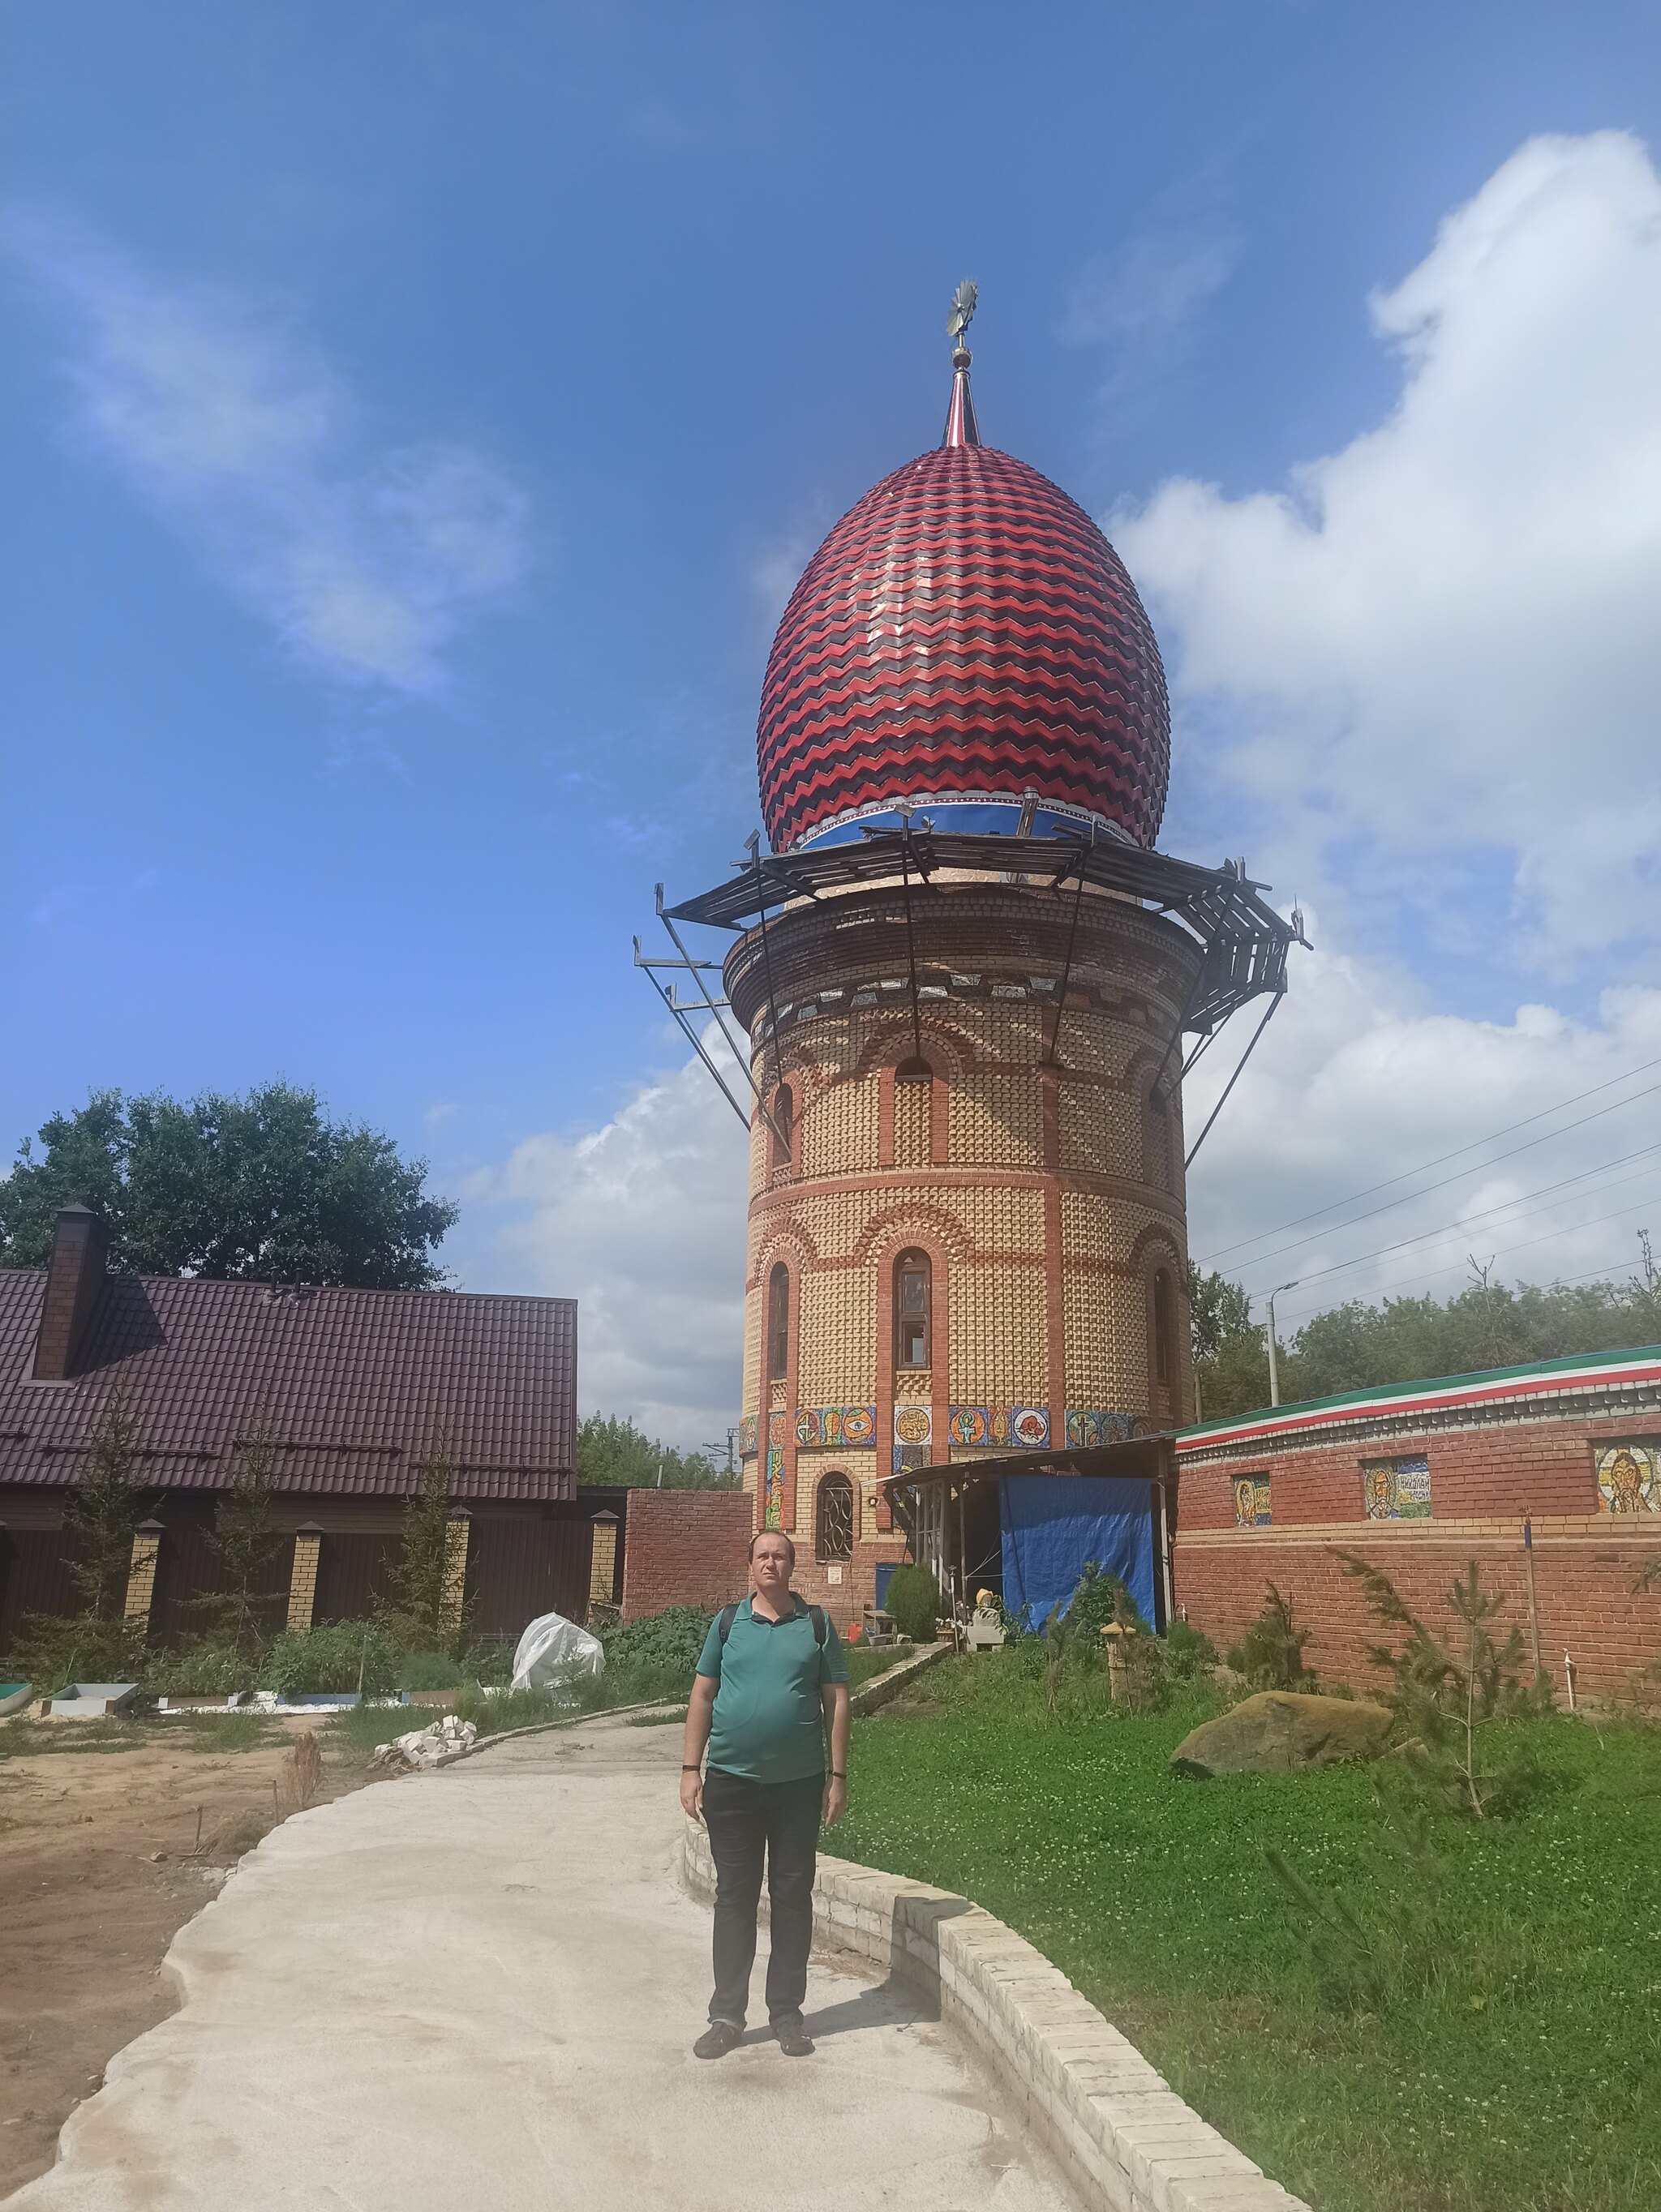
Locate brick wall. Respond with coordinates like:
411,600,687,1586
620,1490,753,1623
1174,1409,1661,1702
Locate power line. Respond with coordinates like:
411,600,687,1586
1247,1138,1661,1301
1210,1072,1661,1281
1274,1202,1661,1332
1196,1050,1661,1270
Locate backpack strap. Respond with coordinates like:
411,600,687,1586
717,1601,740,1644
809,1603,826,1647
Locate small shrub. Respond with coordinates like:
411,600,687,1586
883,1565,942,1644
144,1637,258,1698
264,1618,400,1699
397,1648,463,1691
1334,1550,1538,1818
1164,1620,1217,1678
594,1605,714,1680
1066,1561,1146,1637
1227,1584,1315,1689
460,1640,515,1687
8,1611,148,1699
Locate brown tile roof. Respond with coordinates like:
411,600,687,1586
0,1269,577,1503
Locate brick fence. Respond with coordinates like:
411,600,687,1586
619,1490,752,1622
1174,1358,1661,1703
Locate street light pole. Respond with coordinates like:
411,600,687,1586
1264,1280,1299,1408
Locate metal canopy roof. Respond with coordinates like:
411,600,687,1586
880,1430,1179,1496
664,827,1299,1038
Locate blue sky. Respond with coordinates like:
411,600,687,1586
6,5,1661,1438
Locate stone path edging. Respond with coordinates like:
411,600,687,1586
681,1820,1310,2212
848,1639,949,1713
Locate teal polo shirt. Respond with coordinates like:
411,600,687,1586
696,1595,849,1785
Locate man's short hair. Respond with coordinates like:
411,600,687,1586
749,1528,796,1566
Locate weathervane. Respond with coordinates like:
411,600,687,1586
947,278,977,364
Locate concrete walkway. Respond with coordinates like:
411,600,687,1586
15,1713,1075,2210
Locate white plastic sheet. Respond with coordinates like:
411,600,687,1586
510,1610,606,1693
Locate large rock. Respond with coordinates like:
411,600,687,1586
1170,1691,1393,1777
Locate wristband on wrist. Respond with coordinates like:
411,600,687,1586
830,1770,846,1780
682,1764,702,1772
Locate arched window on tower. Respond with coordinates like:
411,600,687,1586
1152,1267,1174,1390
815,1470,854,1563
766,1262,790,1382
1144,1077,1172,1192
770,1084,793,1171
894,1249,932,1370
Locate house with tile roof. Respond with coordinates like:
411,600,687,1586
0,1206,615,1651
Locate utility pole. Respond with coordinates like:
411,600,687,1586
1264,1280,1298,1408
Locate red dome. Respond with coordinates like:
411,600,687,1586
757,437,1170,852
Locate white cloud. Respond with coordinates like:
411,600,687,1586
1115,131,1661,963
461,1038,750,1448
10,218,530,693
1183,941,1661,1335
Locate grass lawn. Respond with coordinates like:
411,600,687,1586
836,1653,1661,2212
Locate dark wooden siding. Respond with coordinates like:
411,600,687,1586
0,1528,77,1650
466,1515,593,1636
148,1522,294,1648
312,1533,402,1625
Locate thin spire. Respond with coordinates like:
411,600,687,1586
942,278,981,448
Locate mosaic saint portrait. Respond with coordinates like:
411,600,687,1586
1234,1476,1272,1528
1363,1454,1431,1520
1595,1441,1659,1513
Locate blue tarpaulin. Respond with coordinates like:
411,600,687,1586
998,1475,1157,1630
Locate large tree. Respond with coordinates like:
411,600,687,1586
0,1083,457,1288
1188,1254,1661,1421
576,1413,736,1490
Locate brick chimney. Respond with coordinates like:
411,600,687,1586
32,1205,110,1381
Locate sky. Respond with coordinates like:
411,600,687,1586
5,3,1661,1443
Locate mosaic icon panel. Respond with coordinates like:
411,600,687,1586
1362,1453,1431,1520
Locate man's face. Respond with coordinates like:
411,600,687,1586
752,1537,792,1593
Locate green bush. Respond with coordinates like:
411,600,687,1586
882,1565,942,1644
1227,1584,1315,1690
594,1605,715,1680
1164,1620,1217,1678
397,1648,463,1691
264,1618,400,1699
1066,1561,1148,1636
144,1638,258,1697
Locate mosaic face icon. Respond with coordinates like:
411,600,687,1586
1595,1441,1659,1513
1362,1454,1431,1520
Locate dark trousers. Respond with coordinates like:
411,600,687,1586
702,1767,822,2026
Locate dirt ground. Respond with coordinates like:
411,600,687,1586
0,1718,380,2200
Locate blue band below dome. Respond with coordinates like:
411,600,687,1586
792,794,1134,853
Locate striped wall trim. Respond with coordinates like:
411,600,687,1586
1176,1346,1661,1461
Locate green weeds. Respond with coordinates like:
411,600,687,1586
837,1652,1661,2212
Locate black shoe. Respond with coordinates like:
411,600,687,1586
693,2020,744,2060
773,2015,814,2058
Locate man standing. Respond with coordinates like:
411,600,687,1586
680,1529,850,2059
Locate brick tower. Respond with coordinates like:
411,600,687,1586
650,297,1295,1618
